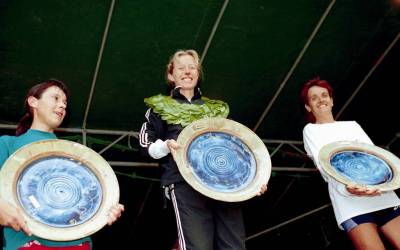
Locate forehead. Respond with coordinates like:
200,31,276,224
174,54,197,65
308,85,329,97
42,86,67,99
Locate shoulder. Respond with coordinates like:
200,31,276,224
0,134,15,146
303,123,317,133
0,135,16,165
304,121,356,131
335,120,357,125
336,120,363,130
144,94,177,113
349,120,362,128
201,96,229,115
303,123,313,130
144,107,164,125
201,96,229,106
144,94,170,107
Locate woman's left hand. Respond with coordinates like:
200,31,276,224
257,184,268,196
346,184,380,196
107,203,124,225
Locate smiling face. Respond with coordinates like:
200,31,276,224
167,54,199,91
305,85,334,118
29,86,67,132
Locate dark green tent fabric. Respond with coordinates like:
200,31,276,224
1,1,399,249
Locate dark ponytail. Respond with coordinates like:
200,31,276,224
16,113,34,136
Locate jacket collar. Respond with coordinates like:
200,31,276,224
171,87,202,103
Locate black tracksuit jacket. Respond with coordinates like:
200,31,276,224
139,87,204,186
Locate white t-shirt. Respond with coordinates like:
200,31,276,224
303,121,400,229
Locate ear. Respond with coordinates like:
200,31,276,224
27,96,38,108
167,73,175,84
305,104,311,112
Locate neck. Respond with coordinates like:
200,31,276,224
315,113,335,124
30,120,54,133
179,88,195,102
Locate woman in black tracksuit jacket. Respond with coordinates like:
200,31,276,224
139,49,267,250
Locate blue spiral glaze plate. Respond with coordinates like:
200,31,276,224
17,156,102,228
330,151,392,185
319,141,400,191
187,132,256,193
0,139,120,241
173,118,271,202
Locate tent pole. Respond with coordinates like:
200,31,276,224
336,32,400,119
245,203,331,241
253,0,336,132
200,0,230,63
82,0,116,129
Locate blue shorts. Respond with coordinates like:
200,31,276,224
341,206,400,232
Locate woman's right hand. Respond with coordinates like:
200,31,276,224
166,139,181,161
166,139,181,150
0,198,32,236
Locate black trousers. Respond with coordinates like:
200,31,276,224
169,182,246,250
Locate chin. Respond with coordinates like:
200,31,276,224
50,121,63,129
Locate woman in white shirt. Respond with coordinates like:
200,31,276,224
301,77,400,250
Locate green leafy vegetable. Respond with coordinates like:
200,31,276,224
144,94,229,127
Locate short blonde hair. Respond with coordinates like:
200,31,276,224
165,49,203,88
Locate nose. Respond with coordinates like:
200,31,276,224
317,96,325,103
59,101,67,109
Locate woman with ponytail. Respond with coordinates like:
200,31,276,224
15,79,70,136
0,80,124,250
